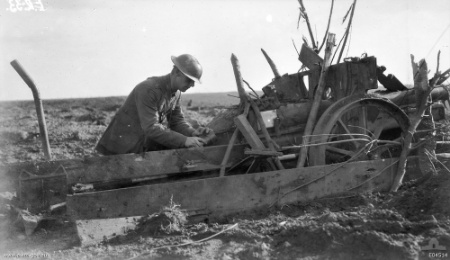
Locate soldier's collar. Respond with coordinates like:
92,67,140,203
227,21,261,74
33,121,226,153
165,74,179,98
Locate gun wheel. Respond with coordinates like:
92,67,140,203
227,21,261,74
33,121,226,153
308,95,410,166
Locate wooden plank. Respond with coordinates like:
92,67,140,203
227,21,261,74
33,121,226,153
73,144,245,185
331,62,347,98
234,115,265,149
349,62,361,97
68,158,400,245
366,57,378,90
67,158,398,221
68,156,450,246
299,44,323,70
1,144,246,188
75,217,139,245
1,144,245,214
74,207,211,246
69,155,450,221
271,73,308,100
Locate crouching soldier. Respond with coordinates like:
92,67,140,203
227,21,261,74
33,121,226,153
96,54,213,155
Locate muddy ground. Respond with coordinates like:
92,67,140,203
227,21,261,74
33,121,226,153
0,95,449,260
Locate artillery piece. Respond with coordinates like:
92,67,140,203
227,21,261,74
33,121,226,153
3,43,449,245
209,45,447,168
211,53,407,167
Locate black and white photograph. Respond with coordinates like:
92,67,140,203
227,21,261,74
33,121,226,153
1,0,449,259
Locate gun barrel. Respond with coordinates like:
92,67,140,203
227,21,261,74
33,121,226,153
381,86,449,107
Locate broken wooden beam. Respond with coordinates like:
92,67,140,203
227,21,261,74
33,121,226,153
68,144,245,185
220,102,250,176
297,33,336,167
317,0,335,53
299,44,323,69
336,0,357,63
1,144,246,213
297,0,317,50
220,128,240,177
248,98,284,169
68,157,399,246
376,66,408,91
391,56,434,192
234,115,265,149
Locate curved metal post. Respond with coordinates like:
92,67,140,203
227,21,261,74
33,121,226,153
10,60,52,160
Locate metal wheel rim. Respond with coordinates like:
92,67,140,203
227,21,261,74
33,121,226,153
308,96,410,166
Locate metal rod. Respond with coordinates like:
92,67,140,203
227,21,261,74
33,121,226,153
10,60,52,160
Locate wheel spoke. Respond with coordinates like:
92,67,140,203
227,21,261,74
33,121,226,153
308,98,409,166
359,106,368,135
373,124,384,139
337,118,353,135
337,119,360,148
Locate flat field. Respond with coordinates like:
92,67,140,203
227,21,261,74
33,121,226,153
0,93,449,260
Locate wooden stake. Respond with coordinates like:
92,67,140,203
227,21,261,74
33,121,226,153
390,56,434,192
230,53,285,170
231,54,247,106
261,48,281,78
317,0,335,53
298,0,317,50
297,33,336,168
337,0,357,63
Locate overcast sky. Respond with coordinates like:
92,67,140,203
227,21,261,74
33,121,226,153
1,0,449,101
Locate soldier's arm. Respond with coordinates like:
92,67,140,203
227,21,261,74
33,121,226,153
135,86,188,148
168,95,196,137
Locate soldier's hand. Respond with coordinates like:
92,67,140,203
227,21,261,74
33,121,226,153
185,137,206,148
192,127,213,137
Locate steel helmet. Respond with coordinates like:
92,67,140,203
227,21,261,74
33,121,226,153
171,54,203,84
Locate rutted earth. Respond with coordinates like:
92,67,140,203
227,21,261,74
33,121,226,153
0,96,449,260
